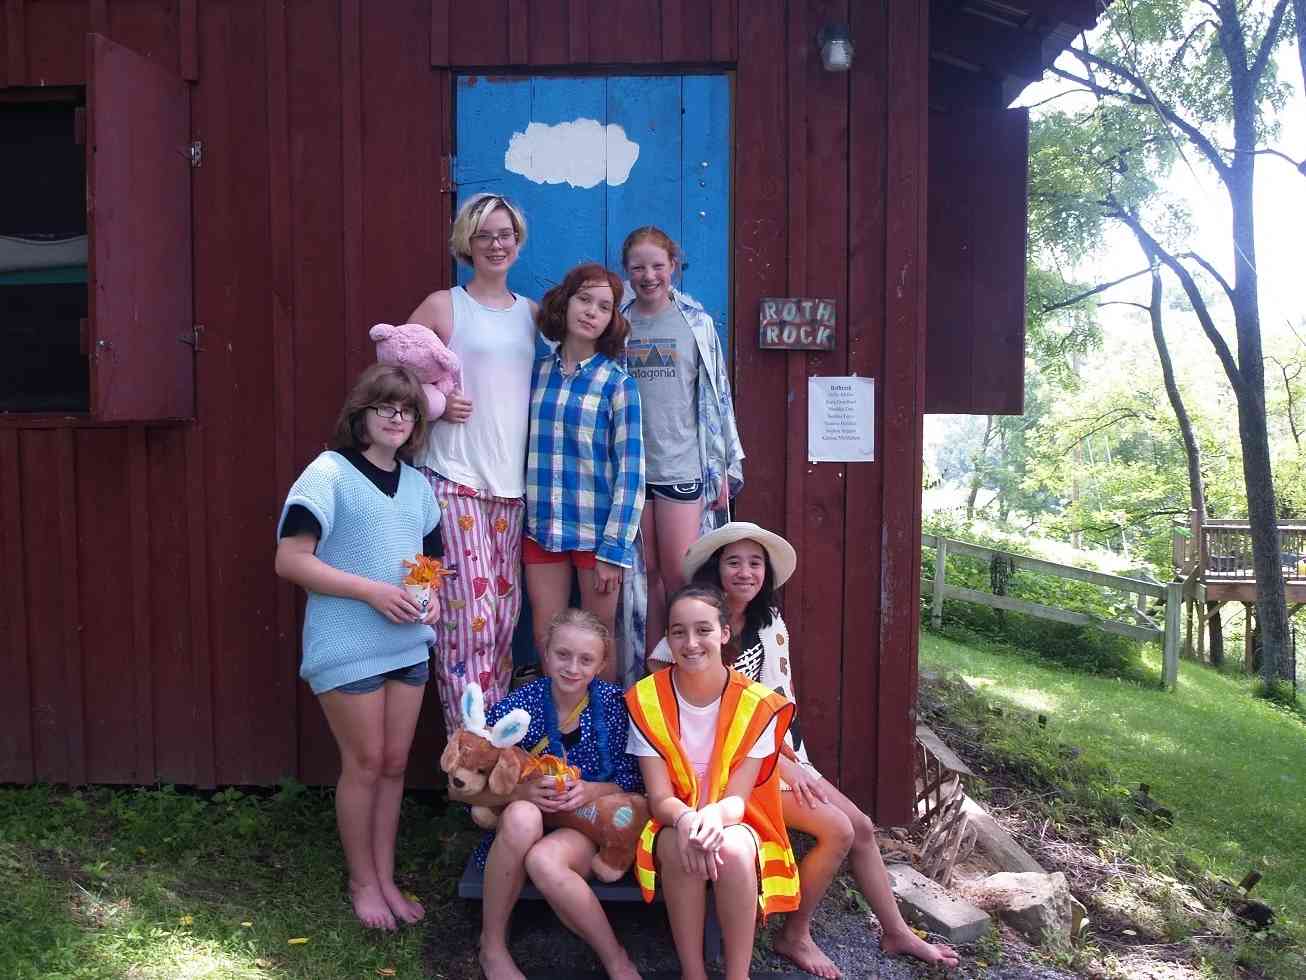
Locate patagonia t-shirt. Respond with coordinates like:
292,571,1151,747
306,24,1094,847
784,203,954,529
626,304,700,484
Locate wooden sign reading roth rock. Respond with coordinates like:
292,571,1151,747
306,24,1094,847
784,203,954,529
759,297,837,351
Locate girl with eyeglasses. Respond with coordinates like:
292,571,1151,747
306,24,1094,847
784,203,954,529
275,363,442,931
407,193,537,732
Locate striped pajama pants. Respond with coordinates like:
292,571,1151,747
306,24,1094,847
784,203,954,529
420,469,524,733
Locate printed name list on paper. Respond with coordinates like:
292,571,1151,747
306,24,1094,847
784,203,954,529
807,376,875,463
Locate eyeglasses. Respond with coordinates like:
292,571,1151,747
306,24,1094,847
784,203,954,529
470,229,518,247
370,405,419,422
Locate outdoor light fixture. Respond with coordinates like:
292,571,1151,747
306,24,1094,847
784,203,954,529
817,23,854,72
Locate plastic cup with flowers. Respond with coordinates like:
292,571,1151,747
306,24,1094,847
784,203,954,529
401,554,455,615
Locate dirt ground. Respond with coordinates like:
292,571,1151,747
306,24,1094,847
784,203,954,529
425,859,1080,980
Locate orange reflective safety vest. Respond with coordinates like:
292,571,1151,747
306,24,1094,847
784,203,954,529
624,667,800,918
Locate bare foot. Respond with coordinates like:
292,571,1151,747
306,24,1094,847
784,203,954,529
478,943,526,980
600,948,642,980
380,882,425,924
773,927,842,978
349,881,396,930
880,926,960,969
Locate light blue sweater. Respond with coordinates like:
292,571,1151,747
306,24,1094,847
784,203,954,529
277,451,439,694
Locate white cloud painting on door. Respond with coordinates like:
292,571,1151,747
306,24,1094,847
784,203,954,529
504,119,640,189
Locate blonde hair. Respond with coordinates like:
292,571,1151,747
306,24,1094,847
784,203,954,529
546,608,610,656
449,193,528,266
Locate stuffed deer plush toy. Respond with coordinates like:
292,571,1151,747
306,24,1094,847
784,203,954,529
439,684,649,882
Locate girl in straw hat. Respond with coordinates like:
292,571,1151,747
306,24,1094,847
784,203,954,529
647,522,959,977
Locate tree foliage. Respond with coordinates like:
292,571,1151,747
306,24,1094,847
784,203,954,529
1023,0,1300,685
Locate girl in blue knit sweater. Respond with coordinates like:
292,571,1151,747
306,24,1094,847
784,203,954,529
276,363,443,931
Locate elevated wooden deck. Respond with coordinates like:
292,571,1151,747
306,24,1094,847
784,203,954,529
1175,518,1306,605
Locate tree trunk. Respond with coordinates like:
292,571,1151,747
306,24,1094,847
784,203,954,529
1139,252,1222,663
965,415,995,522
1227,149,1293,685
1279,361,1301,448
1144,263,1208,525
1210,606,1225,666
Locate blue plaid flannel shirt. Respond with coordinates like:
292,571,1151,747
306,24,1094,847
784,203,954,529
526,351,646,567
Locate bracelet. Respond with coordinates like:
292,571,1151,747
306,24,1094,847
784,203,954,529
672,808,694,830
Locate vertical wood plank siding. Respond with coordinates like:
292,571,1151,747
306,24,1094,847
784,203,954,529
876,0,930,822
0,0,956,821
23,0,86,85
843,0,890,813
791,0,852,789
0,430,33,782
1,1,13,86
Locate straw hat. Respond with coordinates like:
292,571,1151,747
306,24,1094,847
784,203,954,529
681,522,798,588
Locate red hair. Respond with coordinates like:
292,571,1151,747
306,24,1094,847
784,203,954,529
535,263,629,359
620,225,682,270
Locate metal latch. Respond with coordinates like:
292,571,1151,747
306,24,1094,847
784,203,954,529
179,325,205,351
189,140,204,167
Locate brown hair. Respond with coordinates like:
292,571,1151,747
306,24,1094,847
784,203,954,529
620,225,682,271
666,583,730,629
535,263,629,359
331,363,429,458
545,608,610,657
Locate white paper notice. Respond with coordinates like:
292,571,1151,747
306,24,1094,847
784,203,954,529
808,376,875,463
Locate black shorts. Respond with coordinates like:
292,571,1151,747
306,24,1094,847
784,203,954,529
647,481,704,503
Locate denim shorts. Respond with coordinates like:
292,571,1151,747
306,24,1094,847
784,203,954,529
332,659,430,695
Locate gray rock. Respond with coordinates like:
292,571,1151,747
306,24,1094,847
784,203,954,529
961,796,1045,874
974,871,1073,946
886,863,992,944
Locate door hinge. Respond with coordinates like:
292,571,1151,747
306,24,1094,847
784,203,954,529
189,140,204,167
179,324,205,351
440,155,456,193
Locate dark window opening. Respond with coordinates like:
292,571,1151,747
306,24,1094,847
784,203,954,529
1,95,89,413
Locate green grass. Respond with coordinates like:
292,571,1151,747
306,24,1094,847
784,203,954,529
0,782,480,980
921,631,1306,962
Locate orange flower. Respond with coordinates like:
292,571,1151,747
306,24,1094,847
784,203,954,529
494,517,509,534
401,554,454,589
471,616,488,633
458,515,476,531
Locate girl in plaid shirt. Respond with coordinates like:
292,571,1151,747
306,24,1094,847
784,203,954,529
525,263,646,679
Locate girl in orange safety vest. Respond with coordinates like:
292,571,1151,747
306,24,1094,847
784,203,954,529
625,584,798,980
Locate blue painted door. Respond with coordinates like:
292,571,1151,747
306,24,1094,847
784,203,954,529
454,74,731,352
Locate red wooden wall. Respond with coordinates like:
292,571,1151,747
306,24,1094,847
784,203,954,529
0,0,931,823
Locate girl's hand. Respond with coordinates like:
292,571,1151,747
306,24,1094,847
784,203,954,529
515,776,564,810
788,764,830,810
550,777,594,812
592,559,623,595
367,582,424,624
420,594,442,626
442,391,473,423
710,480,730,512
675,811,713,879
689,802,726,854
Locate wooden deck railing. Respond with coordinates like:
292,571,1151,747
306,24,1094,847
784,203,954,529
1196,521,1306,582
922,534,1182,688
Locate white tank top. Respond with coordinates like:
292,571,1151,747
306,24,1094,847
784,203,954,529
418,286,536,498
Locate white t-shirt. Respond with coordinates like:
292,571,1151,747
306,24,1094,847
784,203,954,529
626,682,777,802
649,611,820,790
418,286,536,498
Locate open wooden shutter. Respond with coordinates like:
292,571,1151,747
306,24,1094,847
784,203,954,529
925,106,1028,416
87,33,194,421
